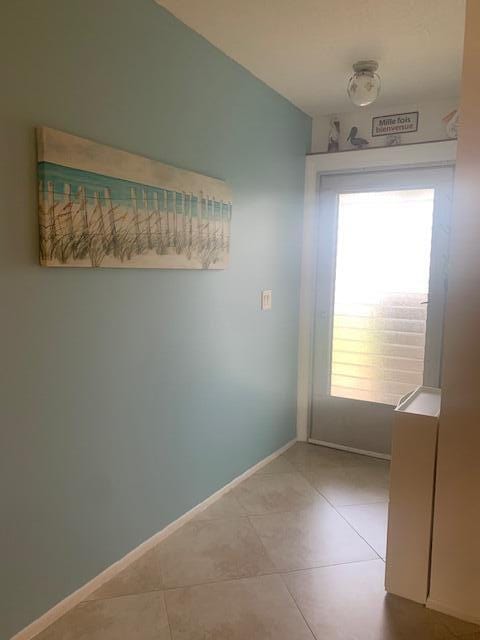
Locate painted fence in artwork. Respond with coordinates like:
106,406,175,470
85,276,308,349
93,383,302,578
38,175,232,269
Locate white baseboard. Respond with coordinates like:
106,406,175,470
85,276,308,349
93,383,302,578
308,438,391,461
10,438,296,640
426,598,480,626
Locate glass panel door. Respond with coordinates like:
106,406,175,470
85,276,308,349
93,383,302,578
331,189,434,406
310,168,453,454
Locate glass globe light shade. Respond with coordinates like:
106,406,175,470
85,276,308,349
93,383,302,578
347,61,381,107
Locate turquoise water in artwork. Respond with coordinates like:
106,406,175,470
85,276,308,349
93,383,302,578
37,161,232,267
38,161,232,218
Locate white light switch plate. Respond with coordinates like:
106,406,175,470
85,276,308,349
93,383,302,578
261,290,272,310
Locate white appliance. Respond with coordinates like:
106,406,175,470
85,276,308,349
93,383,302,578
385,386,441,604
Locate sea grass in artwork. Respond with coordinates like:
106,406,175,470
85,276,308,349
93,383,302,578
37,128,232,269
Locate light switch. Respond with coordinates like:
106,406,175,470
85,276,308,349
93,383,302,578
261,289,272,311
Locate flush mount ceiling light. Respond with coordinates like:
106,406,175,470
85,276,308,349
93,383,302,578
347,60,381,107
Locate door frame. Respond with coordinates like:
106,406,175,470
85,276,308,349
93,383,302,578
297,141,457,444
310,168,453,455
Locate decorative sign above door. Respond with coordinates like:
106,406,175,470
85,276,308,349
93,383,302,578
371,112,419,138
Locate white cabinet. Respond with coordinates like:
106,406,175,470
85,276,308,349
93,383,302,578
385,386,441,604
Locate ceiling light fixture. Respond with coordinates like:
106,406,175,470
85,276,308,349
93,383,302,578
347,60,381,107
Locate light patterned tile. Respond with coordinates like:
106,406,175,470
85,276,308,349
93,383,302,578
303,463,390,506
337,502,389,558
157,517,275,588
164,575,314,640
249,501,377,571
254,455,296,475
195,492,246,521
284,442,387,473
87,546,163,600
283,560,457,640
232,472,322,515
35,592,171,640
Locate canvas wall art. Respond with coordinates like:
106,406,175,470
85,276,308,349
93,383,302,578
37,127,232,269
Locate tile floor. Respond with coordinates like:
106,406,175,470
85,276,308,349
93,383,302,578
35,443,479,640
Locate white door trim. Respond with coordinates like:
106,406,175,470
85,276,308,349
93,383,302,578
297,141,457,441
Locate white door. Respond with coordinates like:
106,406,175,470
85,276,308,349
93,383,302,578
310,167,453,454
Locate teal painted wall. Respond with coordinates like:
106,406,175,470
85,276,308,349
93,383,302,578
0,1,311,637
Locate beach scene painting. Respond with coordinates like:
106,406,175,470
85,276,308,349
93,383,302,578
37,127,232,269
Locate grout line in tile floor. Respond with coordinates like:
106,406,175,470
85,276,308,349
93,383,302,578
295,469,387,562
80,558,387,604
35,448,480,640
175,456,389,597
33,446,480,640
323,498,388,507
162,591,174,640
278,572,317,639
80,587,163,604
235,472,387,566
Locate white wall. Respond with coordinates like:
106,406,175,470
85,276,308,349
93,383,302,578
311,98,458,153
427,0,480,624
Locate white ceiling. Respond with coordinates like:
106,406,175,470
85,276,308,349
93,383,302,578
156,0,466,116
